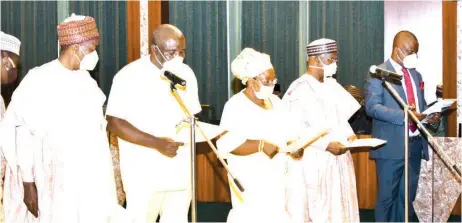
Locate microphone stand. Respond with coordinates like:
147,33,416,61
169,82,245,223
380,78,461,222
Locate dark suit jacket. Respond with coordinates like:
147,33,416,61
364,60,429,160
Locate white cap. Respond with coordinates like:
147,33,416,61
231,48,273,84
0,31,21,56
63,13,86,22
306,38,337,57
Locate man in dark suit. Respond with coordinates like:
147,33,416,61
364,31,441,222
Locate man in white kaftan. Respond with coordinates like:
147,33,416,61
106,24,202,223
217,48,306,223
283,39,360,222
0,14,122,223
0,31,21,223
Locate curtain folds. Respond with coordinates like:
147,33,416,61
309,1,385,88
68,1,128,97
1,1,58,105
170,1,228,121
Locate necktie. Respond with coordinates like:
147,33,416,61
402,68,417,132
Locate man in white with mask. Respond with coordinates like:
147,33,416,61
364,30,440,222
0,31,21,223
106,24,201,223
0,14,121,222
283,38,360,222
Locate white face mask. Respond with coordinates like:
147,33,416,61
76,47,99,71
309,57,338,79
254,82,274,100
155,45,184,72
398,48,418,69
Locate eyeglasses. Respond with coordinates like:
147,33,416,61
254,77,277,86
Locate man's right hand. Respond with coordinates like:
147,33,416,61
262,141,279,159
409,106,426,121
23,182,39,218
326,142,346,156
412,111,426,121
155,137,184,158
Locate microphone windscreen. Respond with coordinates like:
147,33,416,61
369,65,378,73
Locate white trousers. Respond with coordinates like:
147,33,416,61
126,189,191,223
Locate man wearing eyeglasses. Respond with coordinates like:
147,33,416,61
106,24,201,223
0,31,20,223
283,38,360,222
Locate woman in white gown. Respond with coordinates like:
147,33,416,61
217,48,304,223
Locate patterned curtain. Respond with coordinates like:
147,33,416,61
241,1,300,96
1,1,58,105
309,1,385,88
169,1,228,122
68,1,127,97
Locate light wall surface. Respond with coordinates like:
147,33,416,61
384,1,442,105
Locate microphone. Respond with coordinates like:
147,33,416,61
164,70,187,87
369,65,403,81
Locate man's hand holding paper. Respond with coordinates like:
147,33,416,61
422,99,455,115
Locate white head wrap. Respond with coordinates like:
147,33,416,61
0,31,21,56
231,48,273,85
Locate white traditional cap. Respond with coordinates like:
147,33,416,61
0,31,21,56
231,48,273,85
306,38,337,57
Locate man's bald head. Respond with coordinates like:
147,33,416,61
150,24,186,68
151,24,184,46
391,31,419,67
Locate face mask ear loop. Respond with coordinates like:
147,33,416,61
397,47,406,63
156,45,170,61
7,57,15,69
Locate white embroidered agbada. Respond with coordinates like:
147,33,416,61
0,96,5,223
283,75,360,222
217,92,299,223
0,59,122,223
0,30,21,223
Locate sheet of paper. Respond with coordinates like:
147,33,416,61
174,121,225,143
280,129,329,153
422,99,456,115
344,138,386,149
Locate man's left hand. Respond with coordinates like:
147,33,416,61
426,113,441,124
347,135,357,143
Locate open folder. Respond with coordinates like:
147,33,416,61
174,121,225,143
280,130,330,153
343,138,386,149
422,99,456,115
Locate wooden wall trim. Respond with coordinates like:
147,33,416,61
161,0,169,24
148,1,162,45
127,1,140,63
442,1,461,215
442,1,458,137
